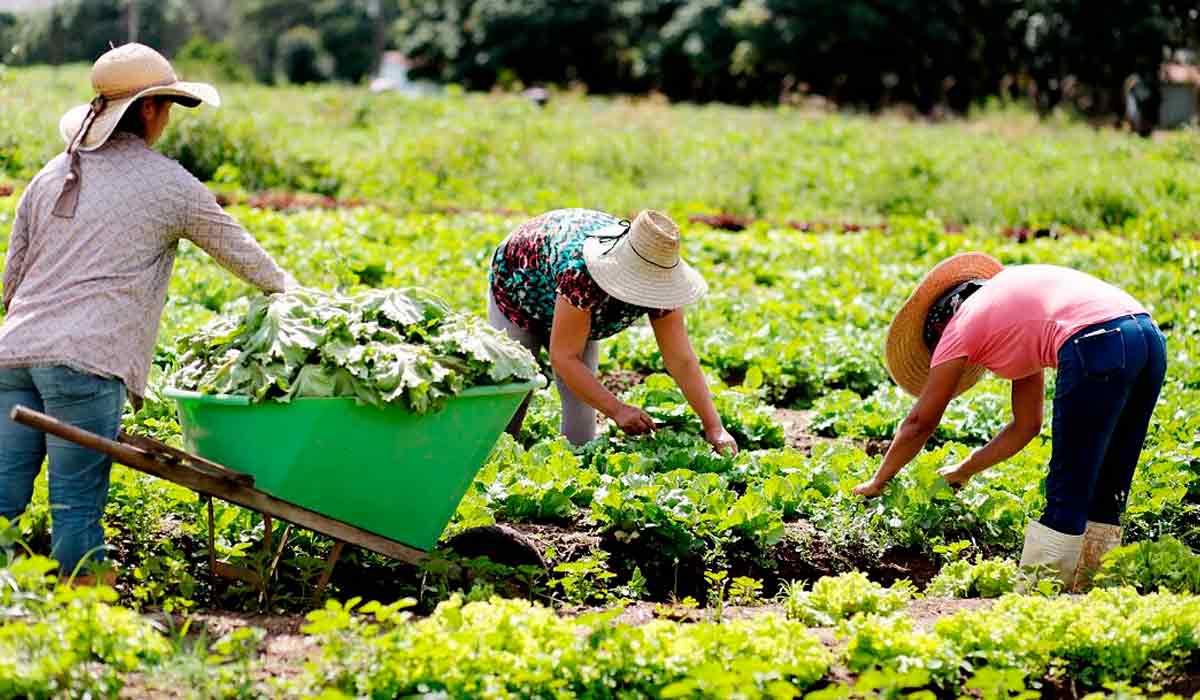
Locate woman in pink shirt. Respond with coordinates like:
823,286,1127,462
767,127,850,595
853,253,1166,590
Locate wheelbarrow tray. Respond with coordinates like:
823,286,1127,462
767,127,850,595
163,379,542,551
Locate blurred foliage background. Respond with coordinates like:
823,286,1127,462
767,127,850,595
0,0,1197,121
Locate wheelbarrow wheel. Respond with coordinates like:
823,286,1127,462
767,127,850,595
444,524,547,571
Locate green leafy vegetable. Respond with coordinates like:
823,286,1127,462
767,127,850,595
784,573,914,626
171,288,539,413
1093,537,1200,595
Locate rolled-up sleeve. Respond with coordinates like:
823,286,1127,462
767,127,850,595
181,181,291,294
3,190,32,313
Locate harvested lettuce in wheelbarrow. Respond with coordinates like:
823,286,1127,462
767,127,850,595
170,288,540,413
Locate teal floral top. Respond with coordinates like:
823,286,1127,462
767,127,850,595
489,209,671,340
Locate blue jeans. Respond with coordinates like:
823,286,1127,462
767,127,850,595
1042,314,1167,535
0,366,126,575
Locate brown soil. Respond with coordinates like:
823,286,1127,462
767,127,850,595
512,517,930,602
599,369,648,395
1162,669,1200,697
903,596,993,628
215,190,366,212
511,522,603,563
444,524,547,569
775,408,890,456
776,408,836,452
170,609,311,639
874,547,941,588
764,521,941,590
766,520,862,583
566,597,989,640
688,213,752,231
120,610,316,698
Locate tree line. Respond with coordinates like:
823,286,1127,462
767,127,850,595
1,0,1197,119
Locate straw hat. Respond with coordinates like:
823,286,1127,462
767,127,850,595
58,43,219,153
583,210,708,309
885,252,1004,398
51,43,219,219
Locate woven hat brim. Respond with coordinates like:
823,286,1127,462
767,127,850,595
885,252,1004,398
58,81,219,152
582,226,709,310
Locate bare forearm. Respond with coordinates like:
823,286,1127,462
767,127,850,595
870,419,936,485
960,423,1037,476
666,355,722,430
553,355,622,417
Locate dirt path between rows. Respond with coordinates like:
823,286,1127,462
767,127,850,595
776,408,830,452
776,408,890,455
570,596,992,630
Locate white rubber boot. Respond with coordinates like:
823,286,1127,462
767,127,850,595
1071,521,1123,592
1019,520,1085,592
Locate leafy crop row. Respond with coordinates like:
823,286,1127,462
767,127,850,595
842,588,1200,694
295,596,833,699
1093,537,1200,595
6,551,1200,699
0,557,170,699
783,573,913,626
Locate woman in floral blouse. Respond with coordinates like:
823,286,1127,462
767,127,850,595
488,208,736,453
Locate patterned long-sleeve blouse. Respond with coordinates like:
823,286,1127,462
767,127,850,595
489,208,672,340
0,133,289,400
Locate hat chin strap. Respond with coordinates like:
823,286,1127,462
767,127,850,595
590,219,681,270
52,95,108,219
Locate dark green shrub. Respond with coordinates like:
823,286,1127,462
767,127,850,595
275,25,332,85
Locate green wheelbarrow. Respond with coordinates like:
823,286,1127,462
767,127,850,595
10,376,545,601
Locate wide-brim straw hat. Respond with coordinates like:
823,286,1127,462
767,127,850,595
583,210,708,309
885,252,1004,398
58,43,219,152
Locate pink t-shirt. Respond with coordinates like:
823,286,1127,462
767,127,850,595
930,265,1148,379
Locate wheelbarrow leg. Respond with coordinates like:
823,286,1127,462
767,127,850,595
205,496,265,596
312,540,346,605
207,497,217,573
260,522,292,607
263,514,273,563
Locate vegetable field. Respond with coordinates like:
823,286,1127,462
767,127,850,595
2,65,1200,699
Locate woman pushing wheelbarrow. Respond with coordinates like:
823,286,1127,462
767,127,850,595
853,253,1166,590
0,44,293,583
488,208,737,454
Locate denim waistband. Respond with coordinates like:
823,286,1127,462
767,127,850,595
1060,313,1155,359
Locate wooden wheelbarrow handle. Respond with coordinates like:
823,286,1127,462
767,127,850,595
8,405,252,487
118,430,253,486
7,404,428,565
